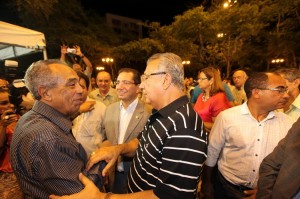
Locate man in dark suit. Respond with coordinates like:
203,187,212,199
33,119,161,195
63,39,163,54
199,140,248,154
101,68,151,193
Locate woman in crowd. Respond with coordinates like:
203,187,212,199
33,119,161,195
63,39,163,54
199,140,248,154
194,66,232,131
0,90,22,198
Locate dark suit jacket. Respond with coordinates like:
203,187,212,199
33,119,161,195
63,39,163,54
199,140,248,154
257,118,300,199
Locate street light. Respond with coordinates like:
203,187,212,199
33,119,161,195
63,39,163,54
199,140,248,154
96,66,105,71
102,57,114,63
271,59,284,63
217,33,224,38
182,60,190,65
223,0,238,8
102,57,115,81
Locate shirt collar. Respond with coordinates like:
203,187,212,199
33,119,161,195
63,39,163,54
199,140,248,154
32,100,73,134
119,97,138,111
155,95,189,118
241,102,276,121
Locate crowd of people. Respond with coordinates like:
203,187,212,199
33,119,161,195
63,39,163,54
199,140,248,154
0,46,300,199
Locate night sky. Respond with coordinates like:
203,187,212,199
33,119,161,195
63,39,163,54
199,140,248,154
82,0,202,25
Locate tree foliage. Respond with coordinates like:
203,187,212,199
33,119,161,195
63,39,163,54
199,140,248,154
1,0,299,77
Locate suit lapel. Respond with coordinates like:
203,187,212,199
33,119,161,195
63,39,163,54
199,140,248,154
123,100,144,142
114,103,120,143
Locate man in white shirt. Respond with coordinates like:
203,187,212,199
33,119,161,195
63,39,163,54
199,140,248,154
201,72,293,199
101,68,151,193
72,72,106,156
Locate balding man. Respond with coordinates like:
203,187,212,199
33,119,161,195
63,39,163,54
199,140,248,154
231,69,248,105
89,71,119,106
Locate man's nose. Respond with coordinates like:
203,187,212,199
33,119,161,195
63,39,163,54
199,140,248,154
139,82,145,89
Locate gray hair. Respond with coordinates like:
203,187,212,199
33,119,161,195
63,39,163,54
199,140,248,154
24,59,68,100
147,52,184,91
275,68,300,82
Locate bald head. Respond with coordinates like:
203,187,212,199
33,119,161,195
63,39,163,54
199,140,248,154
233,70,248,89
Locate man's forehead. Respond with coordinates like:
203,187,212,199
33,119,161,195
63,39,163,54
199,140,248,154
145,60,160,73
267,74,286,86
97,72,111,79
233,71,245,77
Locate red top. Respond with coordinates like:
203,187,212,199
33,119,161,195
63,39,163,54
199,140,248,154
0,126,14,172
194,92,232,122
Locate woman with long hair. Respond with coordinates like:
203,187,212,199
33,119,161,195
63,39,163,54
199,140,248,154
194,66,232,131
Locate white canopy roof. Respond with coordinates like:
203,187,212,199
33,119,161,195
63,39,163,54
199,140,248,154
0,21,47,60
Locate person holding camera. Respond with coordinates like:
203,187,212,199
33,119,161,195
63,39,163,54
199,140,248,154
60,44,93,79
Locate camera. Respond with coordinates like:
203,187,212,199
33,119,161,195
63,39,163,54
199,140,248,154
67,48,76,54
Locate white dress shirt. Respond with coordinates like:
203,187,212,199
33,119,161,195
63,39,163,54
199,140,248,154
117,97,138,171
206,103,293,188
72,97,106,156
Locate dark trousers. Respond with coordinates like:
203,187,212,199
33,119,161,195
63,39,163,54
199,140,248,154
111,171,128,194
214,170,252,199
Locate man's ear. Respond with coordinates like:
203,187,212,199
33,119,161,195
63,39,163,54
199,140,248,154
252,88,261,99
163,73,172,90
38,86,52,101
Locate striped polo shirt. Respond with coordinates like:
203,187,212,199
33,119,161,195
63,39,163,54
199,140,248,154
128,96,208,199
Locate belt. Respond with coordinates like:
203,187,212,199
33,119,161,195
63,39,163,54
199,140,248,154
217,170,252,193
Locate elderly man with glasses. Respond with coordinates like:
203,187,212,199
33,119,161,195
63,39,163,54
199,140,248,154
201,72,293,199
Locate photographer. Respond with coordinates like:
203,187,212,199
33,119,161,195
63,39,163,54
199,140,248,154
60,44,93,79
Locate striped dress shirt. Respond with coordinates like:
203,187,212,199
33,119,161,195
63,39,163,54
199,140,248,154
10,101,103,199
128,96,208,199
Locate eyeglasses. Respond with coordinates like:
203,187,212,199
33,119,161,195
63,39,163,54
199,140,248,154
115,80,137,85
141,72,166,82
98,80,110,83
257,86,288,94
198,77,208,81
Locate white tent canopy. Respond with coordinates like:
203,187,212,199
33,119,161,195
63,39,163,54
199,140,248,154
0,21,47,60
